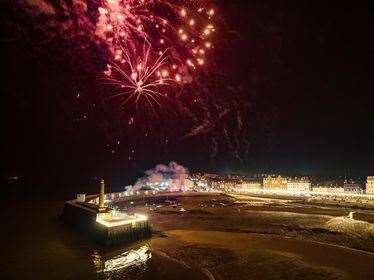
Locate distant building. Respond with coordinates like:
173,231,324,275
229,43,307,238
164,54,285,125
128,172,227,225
263,176,288,190
312,187,345,194
183,178,194,191
196,179,208,190
236,181,261,192
287,178,311,192
343,180,363,194
366,176,374,194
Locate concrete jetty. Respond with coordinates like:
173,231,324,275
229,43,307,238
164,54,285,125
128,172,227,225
61,180,151,246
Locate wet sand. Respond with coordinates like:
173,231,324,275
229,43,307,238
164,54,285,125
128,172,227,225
2,192,374,279
152,229,374,280
105,192,374,279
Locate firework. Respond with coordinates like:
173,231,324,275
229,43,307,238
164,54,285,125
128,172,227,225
97,0,217,102
103,43,175,108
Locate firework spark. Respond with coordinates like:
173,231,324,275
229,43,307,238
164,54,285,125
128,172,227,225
103,43,176,109
97,0,217,99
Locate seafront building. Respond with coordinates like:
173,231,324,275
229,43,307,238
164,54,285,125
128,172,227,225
287,177,311,192
263,175,288,190
366,176,374,194
311,179,343,194
235,181,262,192
312,186,345,194
343,180,363,194
194,172,374,197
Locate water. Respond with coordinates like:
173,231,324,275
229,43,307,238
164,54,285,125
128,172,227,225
2,195,97,279
1,195,201,279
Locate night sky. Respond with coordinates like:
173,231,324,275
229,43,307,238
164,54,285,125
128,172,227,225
1,1,373,191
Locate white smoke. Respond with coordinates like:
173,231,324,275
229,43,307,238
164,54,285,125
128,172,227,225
24,0,56,15
133,162,191,192
13,0,94,45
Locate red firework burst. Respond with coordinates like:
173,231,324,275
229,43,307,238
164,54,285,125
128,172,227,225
96,0,217,106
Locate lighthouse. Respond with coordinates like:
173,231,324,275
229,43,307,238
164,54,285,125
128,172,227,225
99,179,106,211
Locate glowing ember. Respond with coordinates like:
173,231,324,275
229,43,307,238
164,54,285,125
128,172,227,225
103,44,175,108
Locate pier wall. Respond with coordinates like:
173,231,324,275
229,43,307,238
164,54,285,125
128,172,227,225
61,199,151,246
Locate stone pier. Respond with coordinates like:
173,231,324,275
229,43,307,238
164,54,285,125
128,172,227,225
61,180,151,246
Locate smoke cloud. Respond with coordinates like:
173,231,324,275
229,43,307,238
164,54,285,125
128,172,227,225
10,0,95,47
133,162,191,192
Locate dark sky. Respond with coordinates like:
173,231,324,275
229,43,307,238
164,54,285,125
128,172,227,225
1,1,373,190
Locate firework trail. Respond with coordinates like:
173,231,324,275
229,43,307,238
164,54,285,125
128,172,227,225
96,0,217,105
103,43,176,109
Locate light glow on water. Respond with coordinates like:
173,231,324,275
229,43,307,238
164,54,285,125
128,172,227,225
93,245,151,274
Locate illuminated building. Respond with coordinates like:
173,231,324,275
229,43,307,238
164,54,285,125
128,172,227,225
183,178,194,191
196,179,208,190
343,179,363,194
366,176,374,194
263,175,288,190
190,174,210,191
236,181,261,192
312,186,345,194
287,178,311,192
